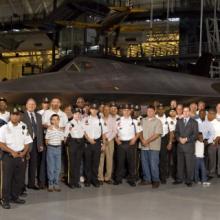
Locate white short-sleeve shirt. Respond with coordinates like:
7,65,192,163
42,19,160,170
64,119,85,139
116,117,142,141
83,116,108,140
0,121,33,152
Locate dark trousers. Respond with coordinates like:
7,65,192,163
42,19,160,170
177,150,194,183
169,141,178,180
67,138,84,185
28,138,46,187
115,141,137,183
207,144,220,177
1,154,25,203
194,157,208,182
159,135,169,182
84,140,101,184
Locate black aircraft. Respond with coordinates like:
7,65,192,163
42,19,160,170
0,56,219,105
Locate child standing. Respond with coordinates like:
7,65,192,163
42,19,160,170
45,114,64,192
194,132,211,187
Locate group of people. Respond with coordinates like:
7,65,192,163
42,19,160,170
0,96,220,209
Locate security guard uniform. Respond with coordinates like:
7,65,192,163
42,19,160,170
0,109,32,209
114,104,142,186
83,104,107,187
64,108,85,188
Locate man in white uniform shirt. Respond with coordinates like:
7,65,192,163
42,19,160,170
64,108,85,188
0,108,32,209
84,103,107,187
114,104,142,187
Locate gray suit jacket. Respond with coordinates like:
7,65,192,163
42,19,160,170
175,118,198,153
21,111,44,152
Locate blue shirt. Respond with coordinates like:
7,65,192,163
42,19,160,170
196,118,215,144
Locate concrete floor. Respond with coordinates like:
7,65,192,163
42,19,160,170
1,179,220,220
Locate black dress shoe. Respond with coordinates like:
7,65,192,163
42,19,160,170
74,183,81,188
173,181,183,185
92,182,100,188
208,176,214,181
161,180,167,184
1,201,11,209
84,182,91,187
27,185,40,190
20,191,28,197
105,180,113,184
11,198,26,204
70,183,81,189
185,182,193,187
113,180,122,185
39,184,46,190
99,181,104,185
128,181,136,187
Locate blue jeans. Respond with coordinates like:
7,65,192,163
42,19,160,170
141,150,160,182
47,145,61,186
194,157,207,182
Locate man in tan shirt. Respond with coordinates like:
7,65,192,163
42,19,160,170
140,105,163,188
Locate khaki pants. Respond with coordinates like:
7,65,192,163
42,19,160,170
98,140,114,181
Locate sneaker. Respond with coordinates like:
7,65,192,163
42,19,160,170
80,176,85,183
202,182,211,187
197,181,202,185
48,185,54,192
54,185,61,192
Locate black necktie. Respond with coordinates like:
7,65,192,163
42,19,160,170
30,112,37,138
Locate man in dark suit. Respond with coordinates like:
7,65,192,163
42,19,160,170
22,98,44,190
174,106,198,187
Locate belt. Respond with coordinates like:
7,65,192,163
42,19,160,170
47,144,61,148
121,140,131,143
85,137,101,145
70,137,84,141
2,150,24,157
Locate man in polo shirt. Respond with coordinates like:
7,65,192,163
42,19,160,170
140,105,163,188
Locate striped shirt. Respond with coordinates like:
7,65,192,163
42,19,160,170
45,126,64,146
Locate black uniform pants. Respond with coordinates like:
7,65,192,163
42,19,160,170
170,141,178,180
115,141,137,183
1,154,25,203
28,138,46,187
159,134,169,182
177,150,194,183
84,139,101,184
68,138,84,185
